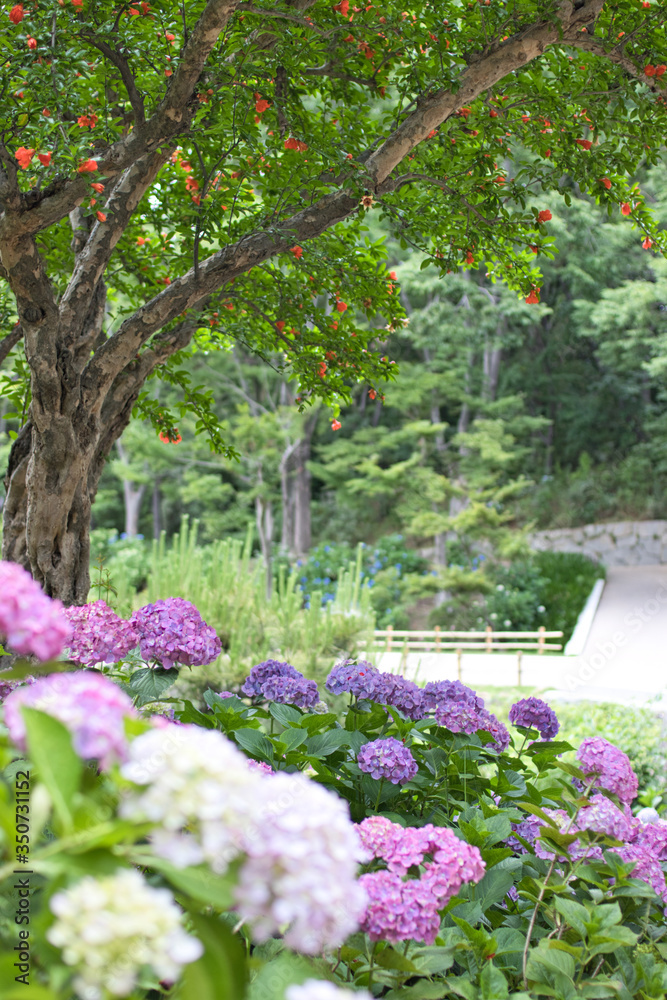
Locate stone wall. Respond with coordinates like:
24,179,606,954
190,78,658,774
530,520,667,567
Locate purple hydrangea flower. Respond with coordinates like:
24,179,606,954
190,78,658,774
477,709,511,752
577,736,639,803
130,598,222,669
325,659,381,700
0,561,71,661
260,673,319,710
377,674,425,720
0,675,35,702
63,600,140,666
435,700,485,735
358,819,485,944
357,737,418,785
3,670,137,767
578,793,635,841
506,814,543,854
421,679,484,715
242,659,302,696
246,758,274,776
533,808,604,864
242,660,319,709
509,697,560,741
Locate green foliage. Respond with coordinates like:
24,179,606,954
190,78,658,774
144,519,375,693
2,649,667,1000
286,535,430,628
555,701,667,807
430,552,600,645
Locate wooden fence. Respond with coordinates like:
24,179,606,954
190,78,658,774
360,626,564,684
368,625,563,654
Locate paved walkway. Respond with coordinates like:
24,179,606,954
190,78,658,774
545,564,667,705
368,566,667,707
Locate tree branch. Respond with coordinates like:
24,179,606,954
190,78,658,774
566,33,666,90
80,33,146,125
80,188,358,409
0,0,241,241
58,148,170,349
386,173,499,225
0,324,22,366
365,0,605,186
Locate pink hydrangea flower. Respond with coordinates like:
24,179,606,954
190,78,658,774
358,817,485,943
0,561,71,660
577,737,638,803
3,670,137,767
130,597,221,669
63,600,140,666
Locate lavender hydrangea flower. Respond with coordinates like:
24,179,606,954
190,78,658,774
4,670,137,768
421,679,484,715
509,697,559,741
634,819,667,861
476,709,511,752
577,736,639,803
435,700,484,735
64,600,140,666
358,818,485,944
325,659,381,700
506,814,543,854
0,561,71,661
260,673,319,710
130,597,221,669
357,737,418,785
242,660,319,709
377,674,425,720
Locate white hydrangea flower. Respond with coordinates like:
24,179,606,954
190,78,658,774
287,980,371,1000
235,773,368,954
119,723,264,872
46,869,202,999
119,723,368,954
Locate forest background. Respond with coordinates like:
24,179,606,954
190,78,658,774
2,155,664,630
3,155,667,636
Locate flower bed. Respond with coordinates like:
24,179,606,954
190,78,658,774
0,562,666,1000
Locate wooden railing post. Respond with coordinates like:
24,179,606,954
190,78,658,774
538,625,545,654
517,650,523,685
435,625,441,653
457,648,462,680
386,624,393,652
486,625,493,653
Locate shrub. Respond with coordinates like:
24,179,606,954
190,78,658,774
2,580,667,1000
429,551,601,644
289,534,430,627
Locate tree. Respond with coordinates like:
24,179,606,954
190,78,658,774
0,0,665,603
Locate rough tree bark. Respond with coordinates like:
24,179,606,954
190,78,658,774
0,0,613,602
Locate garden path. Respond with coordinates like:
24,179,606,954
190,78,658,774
371,566,667,709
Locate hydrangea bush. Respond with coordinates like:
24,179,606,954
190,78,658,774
1,565,667,1000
